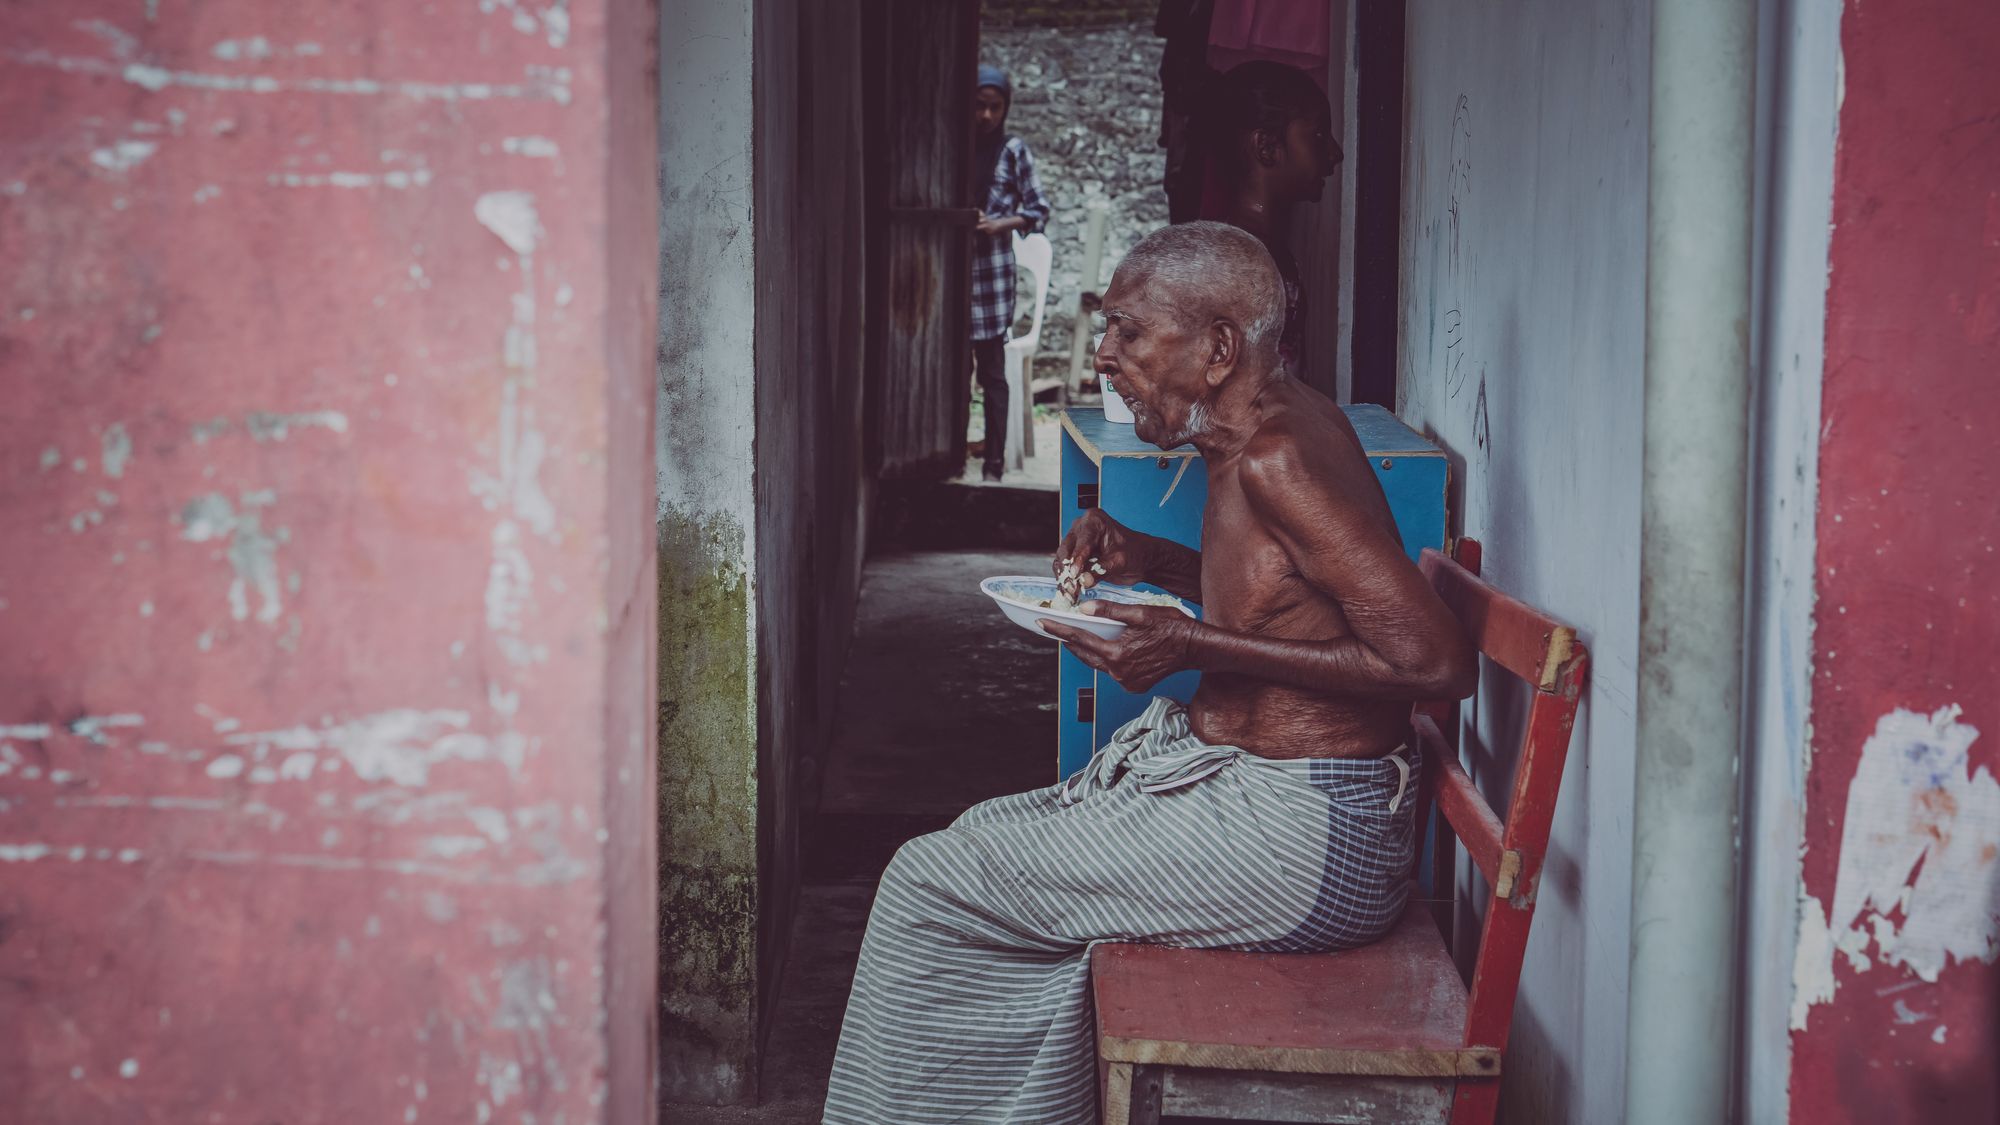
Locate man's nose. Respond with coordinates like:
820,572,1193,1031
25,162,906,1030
1090,332,1114,373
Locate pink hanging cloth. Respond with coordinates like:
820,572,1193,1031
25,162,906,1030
1204,0,1330,87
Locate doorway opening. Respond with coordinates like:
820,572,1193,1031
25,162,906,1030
660,1,1403,1117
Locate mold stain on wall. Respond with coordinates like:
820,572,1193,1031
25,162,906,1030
656,511,758,1100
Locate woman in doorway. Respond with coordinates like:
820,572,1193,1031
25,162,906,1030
970,64,1050,483
1201,60,1342,373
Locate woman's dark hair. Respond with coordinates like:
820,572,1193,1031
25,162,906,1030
1200,61,1327,175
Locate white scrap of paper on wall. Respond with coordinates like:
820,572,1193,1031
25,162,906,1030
1796,705,2000,1029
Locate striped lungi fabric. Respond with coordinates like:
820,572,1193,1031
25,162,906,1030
822,696,1419,1124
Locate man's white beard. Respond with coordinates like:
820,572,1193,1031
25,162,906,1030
1162,400,1213,448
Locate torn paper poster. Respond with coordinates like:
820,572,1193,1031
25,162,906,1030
1827,705,1999,982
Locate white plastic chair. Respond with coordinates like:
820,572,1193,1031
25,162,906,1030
1002,231,1053,470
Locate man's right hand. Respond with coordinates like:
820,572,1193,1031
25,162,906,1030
1054,509,1152,598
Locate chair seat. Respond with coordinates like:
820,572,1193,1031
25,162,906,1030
1091,904,1496,1079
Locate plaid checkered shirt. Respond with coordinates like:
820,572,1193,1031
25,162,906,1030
971,136,1051,342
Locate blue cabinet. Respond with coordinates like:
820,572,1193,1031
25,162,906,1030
1055,405,1449,778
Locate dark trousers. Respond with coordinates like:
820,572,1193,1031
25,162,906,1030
974,336,1009,472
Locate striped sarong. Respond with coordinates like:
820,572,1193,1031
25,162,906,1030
823,697,1418,1124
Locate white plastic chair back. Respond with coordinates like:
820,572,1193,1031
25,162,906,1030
1008,232,1054,353
1001,232,1054,469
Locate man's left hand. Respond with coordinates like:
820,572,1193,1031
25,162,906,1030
1039,602,1197,694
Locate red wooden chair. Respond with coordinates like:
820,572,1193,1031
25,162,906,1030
1091,546,1589,1124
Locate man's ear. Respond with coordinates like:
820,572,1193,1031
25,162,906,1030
1204,320,1243,387
1255,127,1283,167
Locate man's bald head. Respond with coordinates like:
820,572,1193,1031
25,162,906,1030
1111,222,1287,359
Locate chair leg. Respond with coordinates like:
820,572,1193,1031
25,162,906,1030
1020,352,1036,460
1128,1065,1164,1125
1450,1078,1501,1125
1102,1061,1133,1125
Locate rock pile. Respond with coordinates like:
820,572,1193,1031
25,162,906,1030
982,19,1171,382
981,0,1156,29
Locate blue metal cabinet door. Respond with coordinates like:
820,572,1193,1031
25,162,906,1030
1058,426,1095,541
1056,428,1098,776
1057,648,1098,779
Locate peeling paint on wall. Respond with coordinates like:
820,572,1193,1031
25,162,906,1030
8,48,573,104
1,0,657,1115
1791,895,1836,1029
501,136,561,159
471,189,556,680
100,423,132,477
188,411,348,444
476,191,542,256
478,0,573,49
225,708,528,787
267,170,434,190
90,139,157,172
178,491,285,623
245,411,349,440
210,37,324,61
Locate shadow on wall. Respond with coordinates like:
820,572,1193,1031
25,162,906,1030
1422,422,1469,546
1503,996,1577,1124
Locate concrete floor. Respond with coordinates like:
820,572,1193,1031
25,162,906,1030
667,550,1057,1124
961,411,1063,492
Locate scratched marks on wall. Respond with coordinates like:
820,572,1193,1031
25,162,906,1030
1400,89,1493,526
1410,94,1482,422
1421,94,1494,494
1406,93,1476,403
1444,94,1474,402
1473,374,1491,454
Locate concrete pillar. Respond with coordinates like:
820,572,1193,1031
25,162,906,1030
1626,0,1756,1118
0,3,659,1122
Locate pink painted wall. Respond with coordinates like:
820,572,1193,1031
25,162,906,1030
1789,0,2000,1119
0,2,659,1122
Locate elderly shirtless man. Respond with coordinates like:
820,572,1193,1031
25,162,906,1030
824,223,1476,1125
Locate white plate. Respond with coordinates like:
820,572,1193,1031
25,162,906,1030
980,576,1194,641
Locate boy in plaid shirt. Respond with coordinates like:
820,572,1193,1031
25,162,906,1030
971,65,1051,482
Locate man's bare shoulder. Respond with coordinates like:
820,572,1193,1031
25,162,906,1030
1238,399,1370,507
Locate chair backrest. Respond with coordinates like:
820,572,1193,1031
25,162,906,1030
1411,547,1589,1059
1010,231,1053,348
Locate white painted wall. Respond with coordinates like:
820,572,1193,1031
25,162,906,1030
659,0,758,539
1741,0,1839,1117
1397,3,1649,1120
